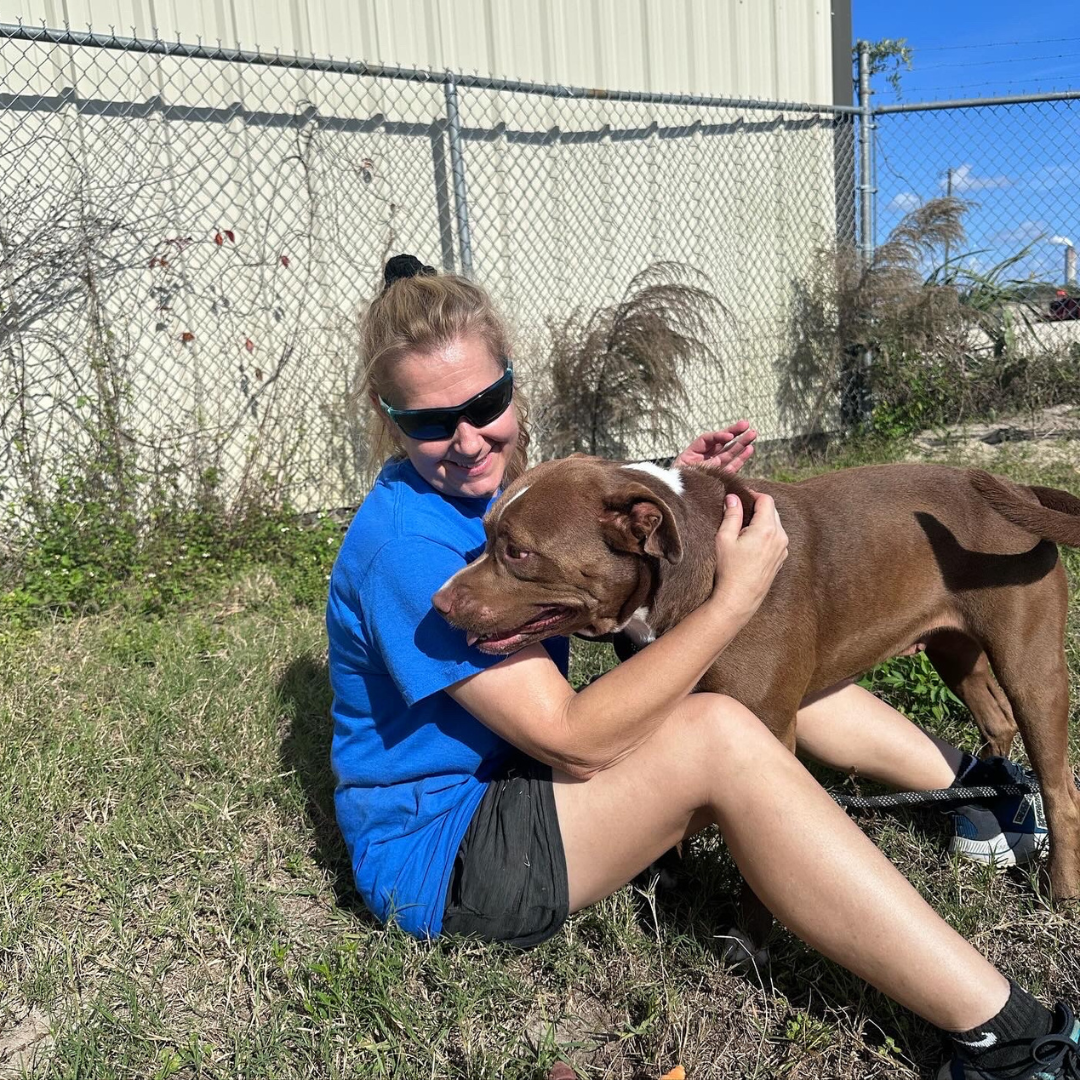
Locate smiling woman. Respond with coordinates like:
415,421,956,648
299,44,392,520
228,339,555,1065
357,254,530,499
330,254,755,940
331,255,570,943
327,254,1080,1080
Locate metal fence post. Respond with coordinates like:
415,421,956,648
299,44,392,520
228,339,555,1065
857,41,876,269
850,40,877,426
443,73,474,278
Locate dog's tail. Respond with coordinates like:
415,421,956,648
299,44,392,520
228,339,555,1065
970,469,1080,546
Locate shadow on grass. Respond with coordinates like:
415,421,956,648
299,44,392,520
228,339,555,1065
277,653,375,923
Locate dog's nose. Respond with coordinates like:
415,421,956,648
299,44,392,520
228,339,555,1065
431,584,454,615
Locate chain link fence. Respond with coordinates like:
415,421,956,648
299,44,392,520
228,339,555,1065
1,24,1077,538
0,24,856,531
857,91,1080,435
874,97,1080,289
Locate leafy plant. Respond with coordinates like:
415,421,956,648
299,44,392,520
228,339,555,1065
538,262,728,459
856,38,915,96
0,468,343,635
858,652,964,726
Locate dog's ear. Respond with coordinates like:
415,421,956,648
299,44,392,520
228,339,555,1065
600,483,683,565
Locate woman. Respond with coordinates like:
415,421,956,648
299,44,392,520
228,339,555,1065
327,255,1079,1080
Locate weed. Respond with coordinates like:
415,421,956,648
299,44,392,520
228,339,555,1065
537,262,728,460
0,470,344,636
859,652,964,728
780,197,1080,438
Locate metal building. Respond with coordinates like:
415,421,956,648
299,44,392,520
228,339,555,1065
1,3,855,515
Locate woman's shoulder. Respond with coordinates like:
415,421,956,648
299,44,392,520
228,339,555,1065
346,459,487,554
332,461,486,595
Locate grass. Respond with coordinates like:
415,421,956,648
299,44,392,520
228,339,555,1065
2,440,1079,1079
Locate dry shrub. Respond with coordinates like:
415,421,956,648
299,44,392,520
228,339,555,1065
537,262,728,459
780,196,1080,436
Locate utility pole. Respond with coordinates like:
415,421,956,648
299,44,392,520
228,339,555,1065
944,167,954,269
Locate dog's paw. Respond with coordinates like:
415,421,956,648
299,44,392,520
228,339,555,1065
717,927,770,976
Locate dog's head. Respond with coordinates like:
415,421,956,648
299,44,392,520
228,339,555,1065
432,455,686,654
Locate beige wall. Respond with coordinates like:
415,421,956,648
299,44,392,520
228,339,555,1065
23,0,839,104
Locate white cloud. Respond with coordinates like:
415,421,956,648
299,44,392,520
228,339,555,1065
990,221,1049,247
940,163,1012,193
887,191,921,213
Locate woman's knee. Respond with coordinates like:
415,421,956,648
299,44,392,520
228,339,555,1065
676,692,779,767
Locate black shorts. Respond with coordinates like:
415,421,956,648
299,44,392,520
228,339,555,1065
441,756,569,949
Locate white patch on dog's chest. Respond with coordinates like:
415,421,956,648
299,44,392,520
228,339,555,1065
621,606,656,645
621,461,684,496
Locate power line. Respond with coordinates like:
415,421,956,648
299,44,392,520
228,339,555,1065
913,35,1080,53
919,52,1080,72
878,74,1080,96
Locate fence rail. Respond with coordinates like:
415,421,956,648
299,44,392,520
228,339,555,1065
1,23,1077,536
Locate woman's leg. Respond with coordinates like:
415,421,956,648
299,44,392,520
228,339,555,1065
552,692,1008,1032
797,680,966,789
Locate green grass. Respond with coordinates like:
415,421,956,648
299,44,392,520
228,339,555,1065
1,441,1079,1079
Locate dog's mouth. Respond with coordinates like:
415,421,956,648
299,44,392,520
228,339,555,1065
466,604,578,654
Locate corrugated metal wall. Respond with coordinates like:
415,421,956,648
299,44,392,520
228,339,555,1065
25,0,840,104
1,4,852,514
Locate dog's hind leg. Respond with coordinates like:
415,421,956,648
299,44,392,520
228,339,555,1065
976,570,1080,900
925,631,1018,759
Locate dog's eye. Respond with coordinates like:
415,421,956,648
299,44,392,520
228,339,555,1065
505,543,531,561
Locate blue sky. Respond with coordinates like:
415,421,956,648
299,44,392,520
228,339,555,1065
854,2,1080,101
851,2,1080,284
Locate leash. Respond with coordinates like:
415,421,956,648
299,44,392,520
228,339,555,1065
831,781,1041,812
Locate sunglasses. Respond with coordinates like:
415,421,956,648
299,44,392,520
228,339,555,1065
380,363,515,441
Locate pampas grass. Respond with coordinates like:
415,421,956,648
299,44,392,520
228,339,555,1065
538,262,728,459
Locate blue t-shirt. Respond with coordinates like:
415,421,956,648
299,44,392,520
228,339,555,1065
327,458,570,938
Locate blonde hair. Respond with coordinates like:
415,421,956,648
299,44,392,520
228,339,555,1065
357,270,530,485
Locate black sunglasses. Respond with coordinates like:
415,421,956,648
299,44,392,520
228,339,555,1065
380,363,514,441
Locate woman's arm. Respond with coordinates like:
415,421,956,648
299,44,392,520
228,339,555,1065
447,491,788,780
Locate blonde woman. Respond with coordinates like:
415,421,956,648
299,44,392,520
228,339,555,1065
327,255,1079,1080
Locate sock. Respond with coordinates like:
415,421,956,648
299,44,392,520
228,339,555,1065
948,981,1055,1073
951,752,979,787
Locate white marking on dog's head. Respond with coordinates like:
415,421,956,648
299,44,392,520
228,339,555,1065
497,484,529,518
622,461,684,496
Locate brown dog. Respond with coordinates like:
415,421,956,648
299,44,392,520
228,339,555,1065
432,456,1080,928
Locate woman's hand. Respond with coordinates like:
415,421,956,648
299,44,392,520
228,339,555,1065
709,490,788,622
674,420,757,475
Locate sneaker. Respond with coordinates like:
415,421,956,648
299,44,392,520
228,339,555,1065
938,1001,1080,1078
947,756,1048,868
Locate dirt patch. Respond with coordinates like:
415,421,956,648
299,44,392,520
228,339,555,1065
907,404,1080,469
0,1007,53,1079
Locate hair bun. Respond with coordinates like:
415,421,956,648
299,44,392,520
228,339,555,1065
383,254,436,290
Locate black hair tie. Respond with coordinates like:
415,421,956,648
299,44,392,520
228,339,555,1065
383,254,436,291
